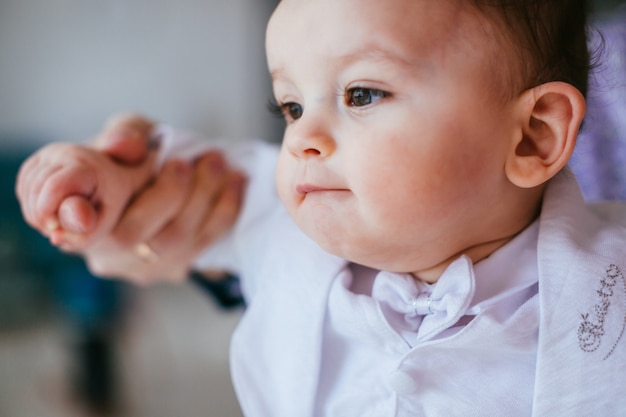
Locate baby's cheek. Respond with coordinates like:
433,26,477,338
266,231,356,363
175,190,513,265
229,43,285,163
359,173,447,235
275,156,296,211
360,170,415,212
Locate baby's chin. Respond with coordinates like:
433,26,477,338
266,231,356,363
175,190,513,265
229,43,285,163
285,203,449,279
316,237,458,283
308,232,410,272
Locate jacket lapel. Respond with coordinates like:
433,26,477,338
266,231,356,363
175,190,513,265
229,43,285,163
533,169,626,415
231,210,346,417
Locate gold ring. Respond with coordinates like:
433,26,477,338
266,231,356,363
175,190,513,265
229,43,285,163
135,242,160,263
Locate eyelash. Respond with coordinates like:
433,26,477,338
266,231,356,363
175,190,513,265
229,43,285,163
267,99,286,119
267,87,390,121
267,99,303,122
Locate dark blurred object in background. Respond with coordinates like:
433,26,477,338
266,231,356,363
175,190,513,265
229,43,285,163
0,144,130,414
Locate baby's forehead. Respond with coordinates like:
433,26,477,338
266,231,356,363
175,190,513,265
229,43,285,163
270,0,467,37
267,0,505,72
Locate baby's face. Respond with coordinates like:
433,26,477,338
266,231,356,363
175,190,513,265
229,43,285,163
268,0,522,280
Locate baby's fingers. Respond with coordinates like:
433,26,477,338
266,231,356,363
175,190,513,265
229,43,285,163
59,195,98,234
34,165,97,231
45,195,100,249
17,163,62,231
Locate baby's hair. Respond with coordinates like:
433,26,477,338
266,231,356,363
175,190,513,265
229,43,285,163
470,0,596,99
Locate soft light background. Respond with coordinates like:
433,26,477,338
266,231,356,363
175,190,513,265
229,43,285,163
0,1,278,416
0,0,282,145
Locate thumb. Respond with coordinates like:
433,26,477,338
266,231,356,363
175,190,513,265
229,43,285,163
96,128,149,164
94,115,155,165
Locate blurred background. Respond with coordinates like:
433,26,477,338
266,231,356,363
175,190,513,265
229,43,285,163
0,1,624,416
0,0,280,416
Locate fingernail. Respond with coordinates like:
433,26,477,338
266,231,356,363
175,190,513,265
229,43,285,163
44,218,60,235
119,126,141,141
109,126,143,141
49,229,67,246
52,232,84,249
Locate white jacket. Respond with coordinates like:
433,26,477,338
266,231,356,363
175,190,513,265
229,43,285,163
160,130,626,416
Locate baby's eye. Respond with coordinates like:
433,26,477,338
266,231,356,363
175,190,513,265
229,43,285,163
268,99,304,122
285,102,304,120
346,88,388,107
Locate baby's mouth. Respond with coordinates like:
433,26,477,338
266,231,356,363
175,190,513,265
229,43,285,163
296,184,349,195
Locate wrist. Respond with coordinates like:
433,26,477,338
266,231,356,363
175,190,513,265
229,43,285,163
189,270,245,310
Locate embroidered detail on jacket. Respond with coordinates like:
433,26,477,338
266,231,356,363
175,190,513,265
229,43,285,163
577,264,626,360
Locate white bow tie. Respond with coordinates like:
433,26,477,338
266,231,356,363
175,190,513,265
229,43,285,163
372,255,476,342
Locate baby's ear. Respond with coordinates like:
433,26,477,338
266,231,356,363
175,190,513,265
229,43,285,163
505,82,586,188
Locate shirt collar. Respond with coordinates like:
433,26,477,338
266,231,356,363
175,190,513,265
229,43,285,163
368,219,540,343
469,220,539,314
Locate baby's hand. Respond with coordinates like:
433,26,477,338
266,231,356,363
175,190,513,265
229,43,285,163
15,116,168,250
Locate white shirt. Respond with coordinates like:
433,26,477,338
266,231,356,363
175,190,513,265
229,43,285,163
316,222,540,416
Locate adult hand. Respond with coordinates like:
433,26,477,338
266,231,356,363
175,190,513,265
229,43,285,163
83,115,246,285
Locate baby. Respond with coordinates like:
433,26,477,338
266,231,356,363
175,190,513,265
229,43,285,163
16,0,626,415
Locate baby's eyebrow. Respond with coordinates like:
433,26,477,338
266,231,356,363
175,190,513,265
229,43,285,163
337,47,434,80
336,46,413,67
270,67,288,83
269,45,429,83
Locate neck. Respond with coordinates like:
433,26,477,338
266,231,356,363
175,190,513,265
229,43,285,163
412,232,524,283
413,188,544,284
